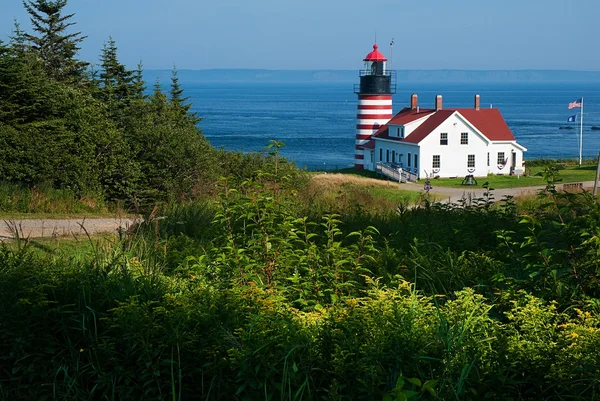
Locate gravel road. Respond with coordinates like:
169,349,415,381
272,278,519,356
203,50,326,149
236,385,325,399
0,217,141,240
402,180,597,204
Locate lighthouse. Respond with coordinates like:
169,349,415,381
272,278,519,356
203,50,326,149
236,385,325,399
354,44,396,169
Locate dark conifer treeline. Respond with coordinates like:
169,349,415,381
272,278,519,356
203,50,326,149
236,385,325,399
0,0,290,208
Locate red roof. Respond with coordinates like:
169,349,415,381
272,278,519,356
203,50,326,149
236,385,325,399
364,44,387,62
373,107,517,143
402,110,455,144
359,139,376,149
387,107,435,125
455,108,516,141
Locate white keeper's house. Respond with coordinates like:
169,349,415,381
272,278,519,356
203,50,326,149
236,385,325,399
360,93,527,178
353,44,527,179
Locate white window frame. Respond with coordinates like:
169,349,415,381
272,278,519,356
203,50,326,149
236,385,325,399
467,154,475,168
440,132,448,145
497,152,505,165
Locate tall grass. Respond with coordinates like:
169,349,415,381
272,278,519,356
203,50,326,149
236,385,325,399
0,182,112,216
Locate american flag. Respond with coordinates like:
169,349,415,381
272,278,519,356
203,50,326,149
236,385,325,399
568,98,583,109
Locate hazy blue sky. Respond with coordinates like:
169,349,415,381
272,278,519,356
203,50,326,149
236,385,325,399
1,0,598,70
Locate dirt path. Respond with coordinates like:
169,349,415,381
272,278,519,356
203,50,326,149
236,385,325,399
403,180,597,204
0,217,140,241
312,173,596,204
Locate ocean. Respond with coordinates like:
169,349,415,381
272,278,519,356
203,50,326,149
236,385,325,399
184,82,600,169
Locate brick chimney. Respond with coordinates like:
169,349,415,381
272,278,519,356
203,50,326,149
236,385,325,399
474,94,480,110
435,95,442,111
411,93,418,111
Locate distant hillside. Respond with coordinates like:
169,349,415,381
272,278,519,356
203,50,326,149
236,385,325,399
144,69,600,84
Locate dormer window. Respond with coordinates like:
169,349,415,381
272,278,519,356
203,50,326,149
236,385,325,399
397,127,405,138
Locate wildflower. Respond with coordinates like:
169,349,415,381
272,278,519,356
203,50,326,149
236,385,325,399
570,332,579,339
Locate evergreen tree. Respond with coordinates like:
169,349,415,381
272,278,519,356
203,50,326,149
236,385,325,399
169,66,201,124
9,20,28,56
99,37,134,123
120,80,215,204
132,61,146,100
22,0,88,83
151,79,167,117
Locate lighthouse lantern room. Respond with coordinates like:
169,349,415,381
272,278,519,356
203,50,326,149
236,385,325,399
354,44,396,169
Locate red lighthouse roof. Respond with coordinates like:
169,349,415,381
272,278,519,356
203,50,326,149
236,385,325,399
364,44,387,62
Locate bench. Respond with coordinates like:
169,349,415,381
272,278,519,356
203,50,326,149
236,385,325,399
562,182,583,192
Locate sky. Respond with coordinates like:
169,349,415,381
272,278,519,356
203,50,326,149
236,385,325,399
1,0,599,71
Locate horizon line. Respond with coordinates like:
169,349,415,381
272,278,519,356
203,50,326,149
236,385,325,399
145,68,600,73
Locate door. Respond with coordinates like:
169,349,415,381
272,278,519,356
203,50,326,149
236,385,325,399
511,151,517,174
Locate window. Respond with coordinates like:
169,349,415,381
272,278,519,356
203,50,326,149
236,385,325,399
440,132,448,145
433,155,441,169
414,154,418,169
399,127,405,138
497,152,505,165
380,148,383,161
487,152,490,167
408,152,411,167
398,153,403,166
461,132,469,145
392,151,395,163
468,154,475,168
386,149,389,163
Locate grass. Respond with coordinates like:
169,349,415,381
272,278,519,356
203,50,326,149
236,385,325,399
311,173,423,201
431,165,598,189
0,211,136,219
429,174,546,189
0,182,136,218
2,233,118,260
304,173,427,212
328,164,599,190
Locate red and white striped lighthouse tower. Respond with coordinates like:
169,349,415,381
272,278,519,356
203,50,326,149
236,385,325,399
354,44,396,169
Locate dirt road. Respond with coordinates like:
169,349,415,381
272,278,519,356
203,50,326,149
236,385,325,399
0,217,140,241
403,180,597,204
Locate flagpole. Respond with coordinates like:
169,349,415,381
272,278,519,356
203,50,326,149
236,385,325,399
580,97,584,165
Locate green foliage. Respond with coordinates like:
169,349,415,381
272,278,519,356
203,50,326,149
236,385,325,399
0,181,108,215
3,3,600,400
22,0,88,83
2,174,600,399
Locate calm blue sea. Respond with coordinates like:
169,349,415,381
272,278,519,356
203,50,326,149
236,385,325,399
184,82,600,169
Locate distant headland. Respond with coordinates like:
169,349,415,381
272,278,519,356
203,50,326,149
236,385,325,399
144,69,600,84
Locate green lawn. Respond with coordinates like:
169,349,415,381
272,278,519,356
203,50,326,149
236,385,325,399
422,165,597,189
327,165,597,190
428,174,546,189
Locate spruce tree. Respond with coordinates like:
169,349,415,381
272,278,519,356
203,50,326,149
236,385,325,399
22,0,88,83
169,66,200,124
132,61,146,100
99,37,134,122
9,20,28,56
